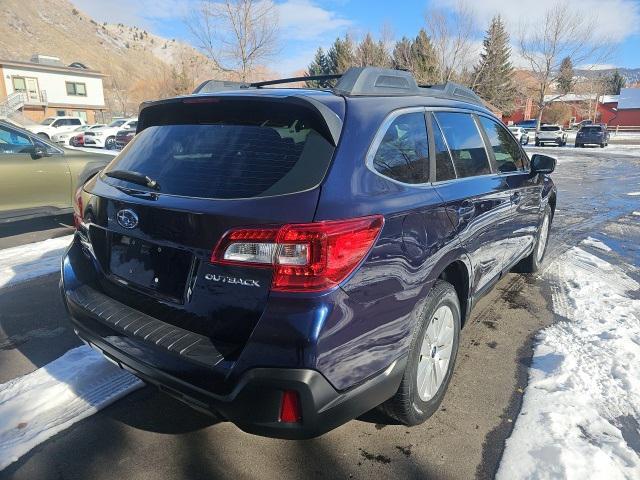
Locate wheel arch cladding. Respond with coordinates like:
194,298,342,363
437,260,470,327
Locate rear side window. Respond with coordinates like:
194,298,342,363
371,112,429,184
434,112,491,178
478,116,525,172
431,117,456,181
103,112,335,199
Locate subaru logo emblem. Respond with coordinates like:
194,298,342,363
116,209,139,229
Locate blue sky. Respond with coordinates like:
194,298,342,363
70,0,640,75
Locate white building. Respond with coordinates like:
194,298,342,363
0,54,107,124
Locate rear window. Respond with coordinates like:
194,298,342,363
540,126,560,131
581,126,603,133
103,115,335,199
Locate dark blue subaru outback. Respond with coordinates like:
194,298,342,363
61,68,557,439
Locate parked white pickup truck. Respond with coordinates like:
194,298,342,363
25,116,86,140
535,125,567,146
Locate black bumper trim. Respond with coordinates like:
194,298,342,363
71,320,406,439
67,285,226,368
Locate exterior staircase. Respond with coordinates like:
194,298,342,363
0,92,38,127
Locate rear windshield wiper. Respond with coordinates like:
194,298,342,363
104,170,160,190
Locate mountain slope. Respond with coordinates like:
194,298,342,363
0,0,220,112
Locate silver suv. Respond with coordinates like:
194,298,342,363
535,125,567,147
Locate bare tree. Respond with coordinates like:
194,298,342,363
425,1,477,83
187,0,279,81
518,3,615,130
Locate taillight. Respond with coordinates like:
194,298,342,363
73,186,83,229
211,215,384,292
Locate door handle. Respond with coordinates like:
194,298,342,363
511,192,522,205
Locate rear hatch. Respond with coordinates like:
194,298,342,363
79,94,343,356
538,125,561,140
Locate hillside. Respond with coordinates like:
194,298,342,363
0,0,222,113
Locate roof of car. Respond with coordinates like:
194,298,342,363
190,67,492,113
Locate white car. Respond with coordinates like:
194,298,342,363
51,124,106,146
535,125,567,146
508,126,530,145
84,118,138,150
25,116,86,140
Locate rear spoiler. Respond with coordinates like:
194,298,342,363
137,94,343,147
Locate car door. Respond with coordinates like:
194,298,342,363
428,110,514,298
0,124,71,218
477,115,542,267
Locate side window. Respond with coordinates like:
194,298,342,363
434,112,491,178
0,125,33,154
69,118,82,126
371,111,429,184
52,120,63,127
479,116,525,172
431,116,456,181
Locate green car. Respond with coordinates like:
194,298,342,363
0,120,114,223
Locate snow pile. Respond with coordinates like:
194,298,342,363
497,247,640,479
0,235,72,288
0,345,143,470
581,236,612,252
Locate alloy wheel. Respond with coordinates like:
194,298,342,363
416,305,455,401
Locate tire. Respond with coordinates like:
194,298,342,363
380,280,461,426
105,136,116,150
516,204,552,274
575,143,580,148
535,140,540,146
600,143,605,148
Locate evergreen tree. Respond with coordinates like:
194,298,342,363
306,47,332,88
327,35,356,74
356,33,391,68
392,37,413,72
606,70,626,95
472,15,516,113
411,29,438,85
557,57,575,94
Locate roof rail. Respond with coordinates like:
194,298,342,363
192,67,485,107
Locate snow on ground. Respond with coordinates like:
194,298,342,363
497,246,640,479
628,192,640,196
0,235,73,288
581,236,612,252
0,345,143,470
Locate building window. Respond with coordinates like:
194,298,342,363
66,82,87,96
12,77,26,92
56,110,66,116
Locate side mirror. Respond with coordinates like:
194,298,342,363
30,145,49,159
530,154,556,174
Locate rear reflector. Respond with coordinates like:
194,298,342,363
279,390,302,423
211,215,384,292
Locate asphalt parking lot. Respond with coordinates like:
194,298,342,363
1,144,639,480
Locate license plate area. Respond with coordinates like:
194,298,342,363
109,234,193,302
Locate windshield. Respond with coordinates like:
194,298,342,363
103,119,335,199
508,127,519,131
541,126,560,131
40,118,55,126
108,120,126,128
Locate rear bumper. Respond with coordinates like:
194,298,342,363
60,240,406,439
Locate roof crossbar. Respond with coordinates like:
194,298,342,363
192,67,485,108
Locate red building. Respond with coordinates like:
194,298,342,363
503,88,640,129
